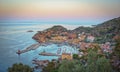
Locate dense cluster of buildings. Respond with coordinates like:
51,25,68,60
34,29,113,53
33,29,95,45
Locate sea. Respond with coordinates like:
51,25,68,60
0,23,79,72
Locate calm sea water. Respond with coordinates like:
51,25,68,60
0,23,78,72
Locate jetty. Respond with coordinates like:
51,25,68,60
16,43,41,54
27,30,34,32
39,52,60,56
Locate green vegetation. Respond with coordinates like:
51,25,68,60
73,54,79,59
42,62,58,72
93,17,120,43
45,25,67,32
58,60,76,72
86,50,112,72
42,46,113,72
58,60,85,72
73,26,93,34
73,17,120,43
113,37,120,58
58,49,112,72
111,36,120,72
8,63,33,72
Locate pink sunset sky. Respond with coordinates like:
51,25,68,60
0,0,120,24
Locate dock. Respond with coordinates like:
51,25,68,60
39,52,60,56
16,43,41,54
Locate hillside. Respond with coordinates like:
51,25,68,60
45,25,67,32
33,17,120,43
72,17,120,43
73,26,93,34
92,17,120,43
93,17,120,35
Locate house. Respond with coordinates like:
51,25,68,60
72,39,80,44
78,34,86,41
86,35,95,42
101,42,111,53
80,42,94,50
80,42,87,50
61,53,73,60
51,36,67,41
68,33,77,39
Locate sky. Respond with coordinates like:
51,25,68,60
0,0,120,25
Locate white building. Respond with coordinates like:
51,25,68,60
86,35,95,42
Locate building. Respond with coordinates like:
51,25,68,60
78,34,86,41
68,33,77,39
86,35,95,42
101,42,111,53
80,42,87,50
51,36,67,41
61,53,73,60
80,42,95,50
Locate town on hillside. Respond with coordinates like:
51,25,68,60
15,17,120,72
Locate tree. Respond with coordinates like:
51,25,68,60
42,62,57,72
73,62,85,72
58,60,75,72
85,50,112,72
96,57,112,72
58,60,85,72
8,63,33,72
113,36,120,58
111,36,120,72
73,54,79,60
